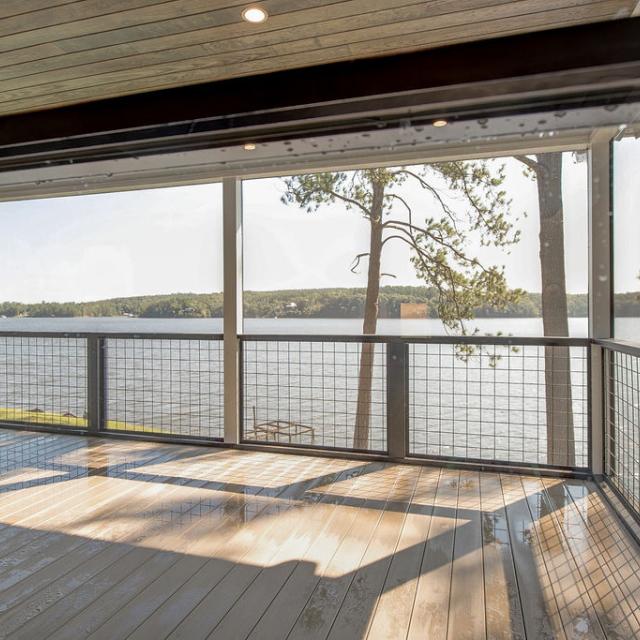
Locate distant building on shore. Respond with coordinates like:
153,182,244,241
400,302,428,319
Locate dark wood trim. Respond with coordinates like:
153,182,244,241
0,17,639,163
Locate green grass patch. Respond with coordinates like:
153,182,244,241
0,407,158,433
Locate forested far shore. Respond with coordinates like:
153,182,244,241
1,287,639,319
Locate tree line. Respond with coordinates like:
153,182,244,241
0,286,622,319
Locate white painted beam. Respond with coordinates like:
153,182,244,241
223,177,243,445
0,131,592,203
588,126,617,476
588,127,616,340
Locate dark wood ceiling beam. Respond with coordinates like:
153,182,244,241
0,16,639,161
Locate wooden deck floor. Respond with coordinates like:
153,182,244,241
0,428,638,640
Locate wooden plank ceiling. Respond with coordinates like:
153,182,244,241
0,0,638,117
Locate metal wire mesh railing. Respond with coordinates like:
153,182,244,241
0,335,87,428
0,332,224,440
240,338,387,453
104,336,224,440
603,342,640,517
408,339,590,469
0,331,592,473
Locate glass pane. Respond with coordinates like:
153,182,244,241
243,153,588,337
613,135,640,342
0,183,223,333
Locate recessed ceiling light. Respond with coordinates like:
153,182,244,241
432,119,448,127
243,142,256,150
242,5,268,23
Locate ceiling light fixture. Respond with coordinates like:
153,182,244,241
242,5,268,23
243,142,257,150
432,119,448,127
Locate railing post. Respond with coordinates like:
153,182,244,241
590,344,604,477
86,336,104,433
604,347,617,478
387,341,408,459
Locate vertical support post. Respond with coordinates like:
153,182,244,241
86,335,104,433
588,128,615,475
223,177,243,444
589,129,614,340
604,347,617,476
590,344,604,477
387,341,408,459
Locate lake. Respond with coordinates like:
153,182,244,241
0,315,591,335
1,315,639,338
0,316,635,468
1,315,639,339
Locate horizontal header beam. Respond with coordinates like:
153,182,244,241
0,129,591,202
0,17,639,167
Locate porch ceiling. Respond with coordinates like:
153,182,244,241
1,0,638,117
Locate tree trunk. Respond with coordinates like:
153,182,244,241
353,181,384,449
535,153,575,466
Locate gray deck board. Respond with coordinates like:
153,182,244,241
0,428,636,640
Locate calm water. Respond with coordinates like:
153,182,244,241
2,315,639,338
0,316,635,467
0,315,592,335
1,315,639,338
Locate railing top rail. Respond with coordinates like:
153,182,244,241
0,330,591,346
594,338,640,358
0,331,224,340
239,334,589,346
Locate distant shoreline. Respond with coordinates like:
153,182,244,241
0,287,638,320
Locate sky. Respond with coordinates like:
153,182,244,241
613,136,640,294
0,145,636,304
0,183,223,302
243,154,590,295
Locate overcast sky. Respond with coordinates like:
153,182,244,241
0,145,637,304
613,136,640,293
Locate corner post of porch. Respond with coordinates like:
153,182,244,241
588,128,615,477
